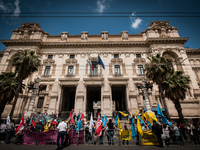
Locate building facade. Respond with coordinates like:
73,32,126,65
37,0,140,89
0,21,200,121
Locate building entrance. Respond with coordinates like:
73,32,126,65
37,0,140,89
61,86,76,116
86,86,101,119
112,86,126,111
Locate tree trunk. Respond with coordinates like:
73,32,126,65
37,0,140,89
174,100,185,124
0,99,7,119
159,85,171,120
10,78,23,120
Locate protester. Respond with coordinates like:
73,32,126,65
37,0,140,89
152,120,163,147
56,119,67,150
123,125,129,145
171,123,182,145
103,119,119,145
93,133,98,145
99,122,104,145
5,121,14,144
162,124,170,147
0,121,6,143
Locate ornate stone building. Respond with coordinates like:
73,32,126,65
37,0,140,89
0,21,199,122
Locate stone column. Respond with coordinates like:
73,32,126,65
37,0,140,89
142,77,151,114
25,77,39,117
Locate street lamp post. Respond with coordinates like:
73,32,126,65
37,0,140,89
135,77,153,114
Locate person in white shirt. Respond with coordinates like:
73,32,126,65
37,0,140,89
56,119,67,150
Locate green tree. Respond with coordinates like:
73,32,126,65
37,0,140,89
163,70,190,124
145,54,172,119
9,50,40,120
0,72,19,118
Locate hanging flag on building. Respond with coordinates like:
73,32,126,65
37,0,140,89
98,55,105,69
15,112,24,135
6,115,10,124
89,56,94,70
96,113,102,137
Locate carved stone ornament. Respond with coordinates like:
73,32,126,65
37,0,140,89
43,59,55,65
111,58,123,64
65,58,78,64
101,32,108,40
81,32,88,41
61,32,68,41
121,31,129,40
133,58,146,63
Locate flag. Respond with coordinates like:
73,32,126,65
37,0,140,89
89,56,94,71
144,111,153,124
89,113,93,135
96,113,102,137
102,115,107,127
29,116,33,125
15,112,24,135
98,55,105,69
81,112,84,122
52,120,57,126
131,118,136,140
157,103,163,116
136,110,143,136
141,110,145,121
6,115,10,124
138,115,144,124
76,110,83,132
31,120,36,127
160,114,172,126
118,117,123,135
69,112,75,123
115,115,119,128
147,120,152,128
119,111,129,117
149,111,157,122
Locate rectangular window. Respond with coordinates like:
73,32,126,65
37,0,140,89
136,54,141,58
90,61,98,75
37,97,44,108
138,65,144,74
70,54,75,59
48,55,53,59
68,66,74,75
114,65,120,74
114,54,119,58
44,66,51,75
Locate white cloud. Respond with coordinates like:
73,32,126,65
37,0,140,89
96,0,106,13
96,0,112,13
13,0,20,16
0,1,9,12
130,13,142,29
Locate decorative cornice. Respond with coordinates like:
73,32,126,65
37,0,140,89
1,39,42,46
146,37,189,44
107,77,129,81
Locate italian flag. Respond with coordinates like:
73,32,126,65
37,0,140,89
15,112,24,135
89,57,94,71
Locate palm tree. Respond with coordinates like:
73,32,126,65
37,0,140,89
0,72,18,118
145,54,172,119
163,70,190,124
9,50,41,120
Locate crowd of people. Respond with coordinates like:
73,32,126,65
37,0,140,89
0,111,200,149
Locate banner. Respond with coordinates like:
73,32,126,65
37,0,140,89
23,129,84,145
140,130,159,145
120,130,132,140
119,111,129,117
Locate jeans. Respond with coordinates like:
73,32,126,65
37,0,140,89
156,133,163,147
57,131,66,149
5,130,11,144
108,130,114,145
99,135,103,144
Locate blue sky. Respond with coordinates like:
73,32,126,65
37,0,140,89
0,0,200,51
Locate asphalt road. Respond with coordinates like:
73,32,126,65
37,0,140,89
0,143,200,150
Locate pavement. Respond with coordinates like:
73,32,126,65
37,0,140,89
0,143,200,150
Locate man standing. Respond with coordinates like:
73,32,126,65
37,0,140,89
172,123,182,145
152,120,163,147
57,119,67,150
